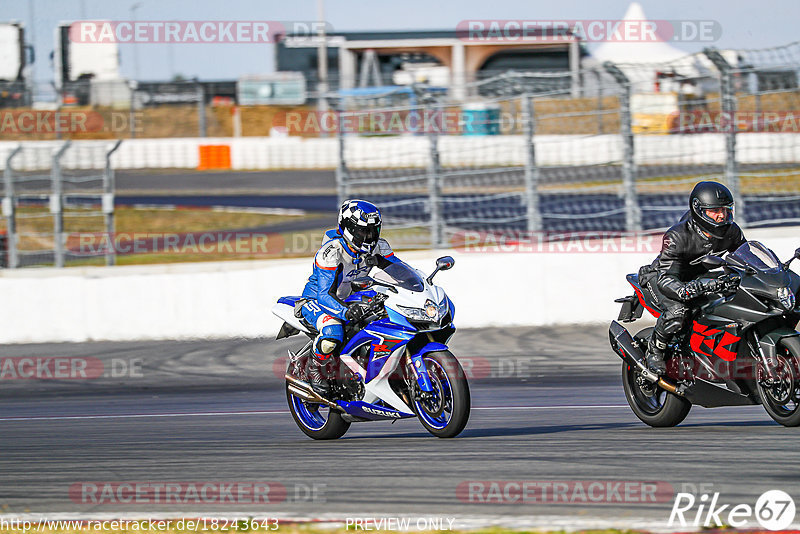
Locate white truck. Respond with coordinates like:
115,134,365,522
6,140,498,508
0,22,32,107
54,22,128,106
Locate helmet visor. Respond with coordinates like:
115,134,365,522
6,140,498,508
700,205,733,227
351,223,380,249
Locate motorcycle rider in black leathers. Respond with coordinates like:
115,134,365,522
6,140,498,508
642,181,746,374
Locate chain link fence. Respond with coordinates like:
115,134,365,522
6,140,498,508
3,41,800,258
333,44,800,249
2,141,119,267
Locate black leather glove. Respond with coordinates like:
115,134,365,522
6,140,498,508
701,278,724,294
681,278,722,300
345,304,365,323
720,273,741,294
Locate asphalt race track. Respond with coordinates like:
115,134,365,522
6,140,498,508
1,324,798,529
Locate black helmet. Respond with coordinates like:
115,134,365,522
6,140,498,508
689,181,734,238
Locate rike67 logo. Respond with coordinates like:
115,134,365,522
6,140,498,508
669,490,796,530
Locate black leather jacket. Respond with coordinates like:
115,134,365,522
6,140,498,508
647,212,746,302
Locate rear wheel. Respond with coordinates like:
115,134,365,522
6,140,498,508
413,351,470,438
758,340,800,427
621,328,692,427
285,356,350,440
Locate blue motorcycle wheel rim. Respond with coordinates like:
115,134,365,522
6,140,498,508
290,394,329,430
415,357,454,430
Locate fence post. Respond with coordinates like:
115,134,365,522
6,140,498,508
426,101,443,249
333,99,348,208
52,141,71,268
603,61,641,232
197,82,207,138
3,145,23,269
595,69,604,135
704,48,744,227
104,140,122,266
521,94,542,233
129,80,137,139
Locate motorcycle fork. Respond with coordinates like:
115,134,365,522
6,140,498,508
749,330,780,384
403,348,435,402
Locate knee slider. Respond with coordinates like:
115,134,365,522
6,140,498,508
661,307,687,334
662,319,685,335
318,339,338,355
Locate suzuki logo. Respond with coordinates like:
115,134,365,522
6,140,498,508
689,321,741,361
363,406,401,418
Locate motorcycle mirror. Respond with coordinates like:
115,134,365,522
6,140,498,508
350,278,373,292
703,255,727,268
437,256,455,271
690,254,726,268
427,256,455,284
782,247,800,270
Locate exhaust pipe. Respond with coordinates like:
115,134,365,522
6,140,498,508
609,321,683,396
285,374,345,411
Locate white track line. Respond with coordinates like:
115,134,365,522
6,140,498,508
0,405,628,422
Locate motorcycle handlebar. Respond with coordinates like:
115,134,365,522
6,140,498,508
349,293,389,325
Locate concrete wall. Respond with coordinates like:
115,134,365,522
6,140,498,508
0,226,796,343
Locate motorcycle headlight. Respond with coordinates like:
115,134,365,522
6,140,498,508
777,286,795,311
438,298,449,319
399,299,439,323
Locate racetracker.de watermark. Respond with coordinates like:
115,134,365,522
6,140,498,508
69,21,331,43
456,20,721,42
70,231,285,256
69,481,325,504
673,111,800,134
452,231,664,254
457,480,674,504
274,355,530,381
0,111,141,135
0,357,142,380
278,110,468,135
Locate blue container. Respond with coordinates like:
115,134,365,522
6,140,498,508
461,103,501,135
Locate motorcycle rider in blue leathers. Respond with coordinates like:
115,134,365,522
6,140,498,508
301,199,401,396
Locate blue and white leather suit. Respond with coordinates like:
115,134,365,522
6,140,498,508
301,229,399,362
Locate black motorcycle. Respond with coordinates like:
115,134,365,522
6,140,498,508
610,241,800,427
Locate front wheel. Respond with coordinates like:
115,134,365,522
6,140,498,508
413,351,470,438
758,339,800,427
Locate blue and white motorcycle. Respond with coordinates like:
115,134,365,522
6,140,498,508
272,256,470,439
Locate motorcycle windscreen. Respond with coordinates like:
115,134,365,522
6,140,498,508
727,241,782,273
371,260,424,292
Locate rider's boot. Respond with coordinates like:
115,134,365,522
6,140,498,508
306,356,331,398
645,336,667,375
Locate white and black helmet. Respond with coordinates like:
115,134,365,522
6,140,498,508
338,199,382,254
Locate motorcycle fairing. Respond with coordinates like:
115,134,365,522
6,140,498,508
626,273,662,318
336,400,415,421
689,320,742,361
